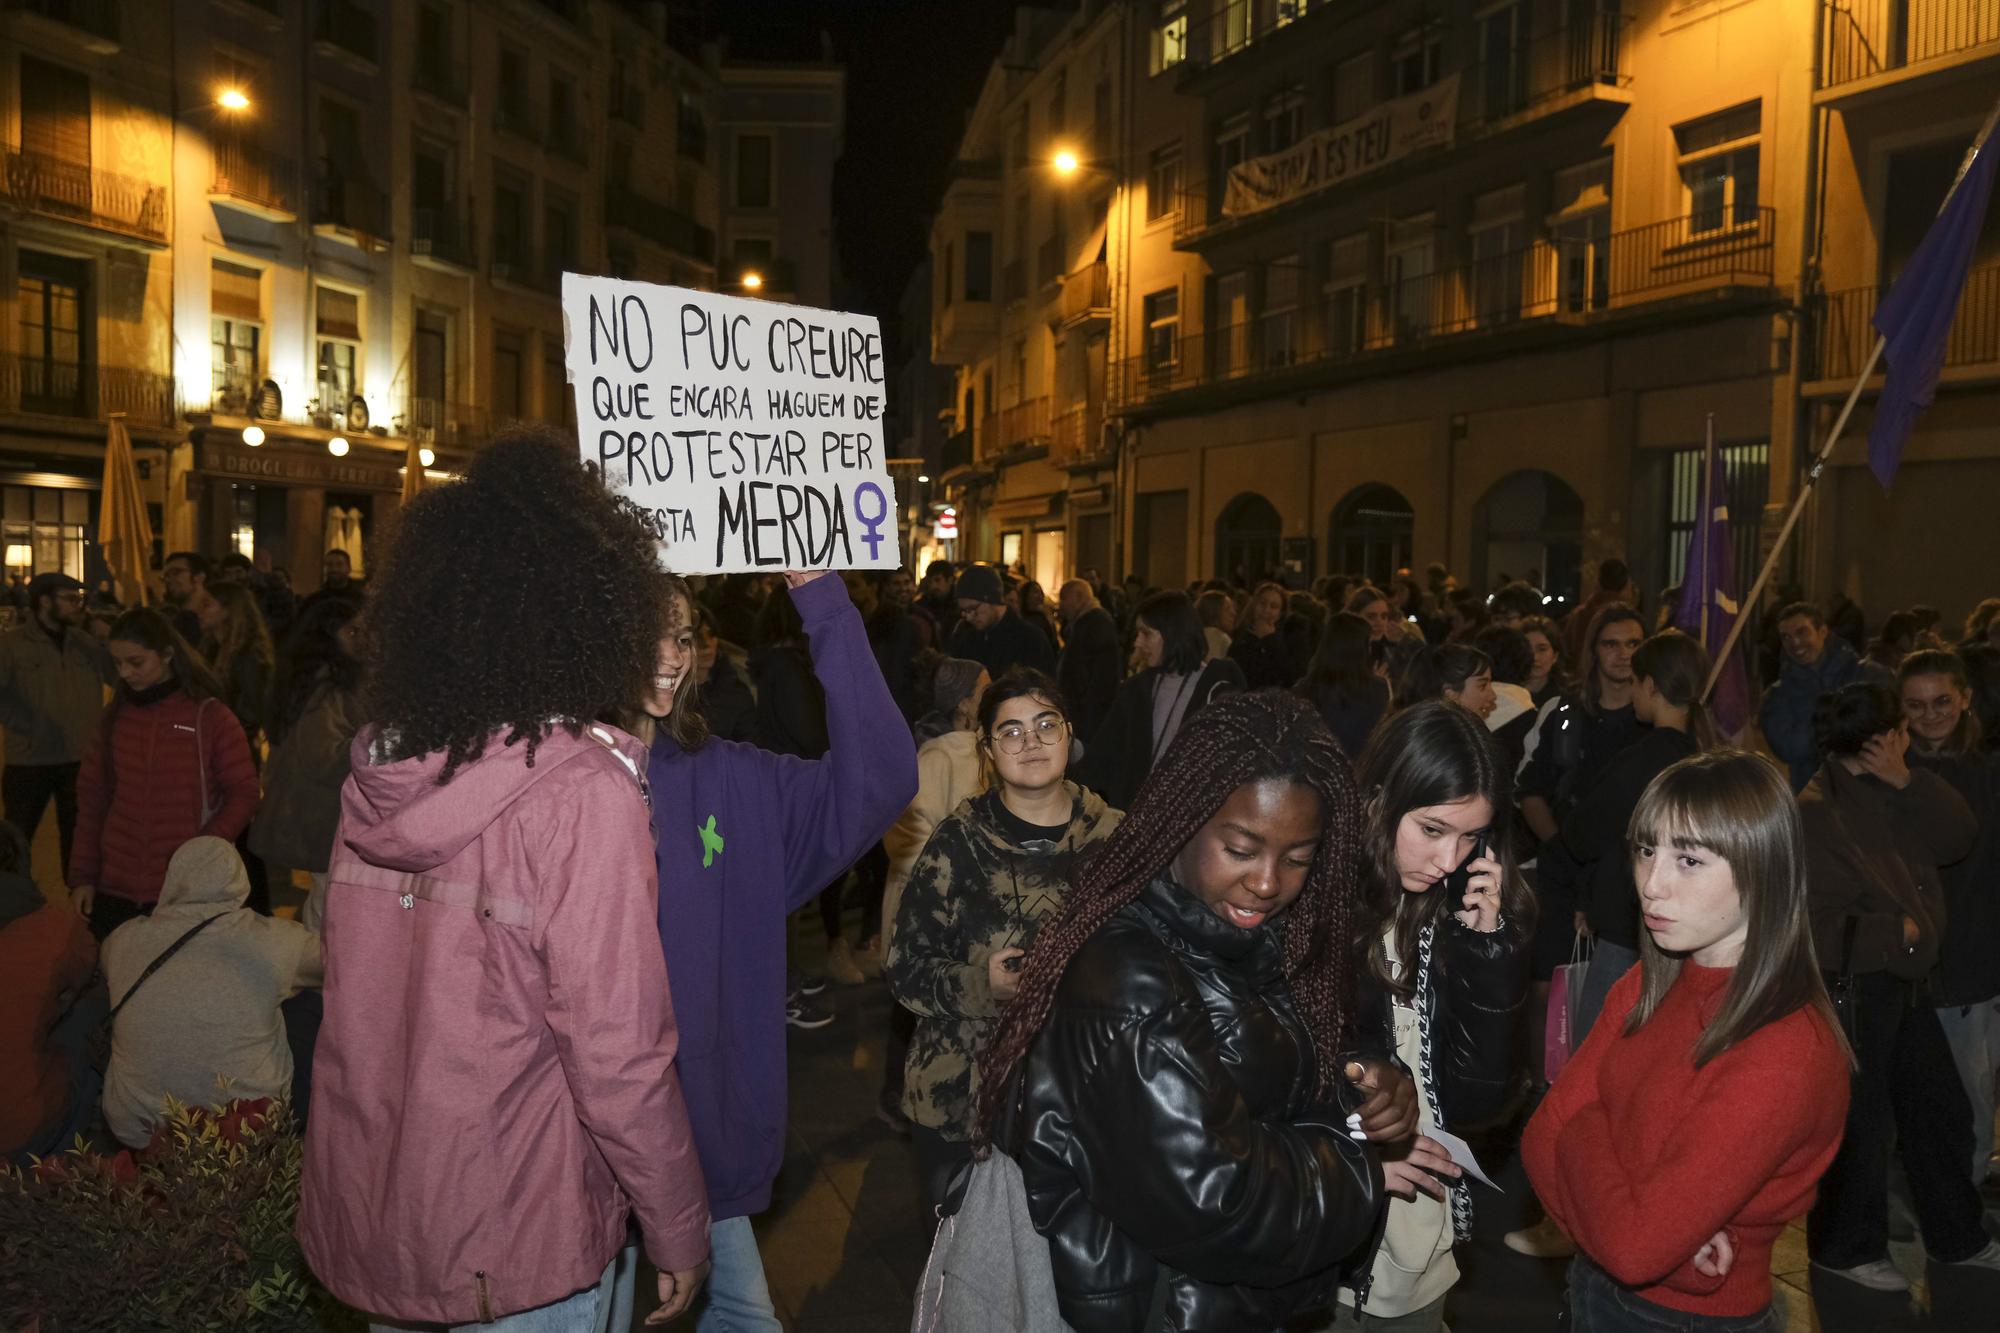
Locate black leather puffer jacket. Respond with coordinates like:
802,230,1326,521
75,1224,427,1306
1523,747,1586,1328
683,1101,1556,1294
997,877,1384,1333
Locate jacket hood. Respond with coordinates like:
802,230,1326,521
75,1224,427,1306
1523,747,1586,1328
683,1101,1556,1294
158,835,252,910
964,781,1112,854
342,722,648,873
1487,681,1535,731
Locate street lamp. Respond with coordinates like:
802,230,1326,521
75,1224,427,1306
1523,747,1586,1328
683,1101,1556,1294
327,436,350,457
241,424,265,447
217,87,250,112
741,270,764,291
1052,148,1080,177
418,447,436,468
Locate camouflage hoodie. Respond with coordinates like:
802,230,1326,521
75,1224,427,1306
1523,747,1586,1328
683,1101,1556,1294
886,782,1122,1140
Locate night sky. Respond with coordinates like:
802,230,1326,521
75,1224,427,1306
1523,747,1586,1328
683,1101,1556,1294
702,0,1037,354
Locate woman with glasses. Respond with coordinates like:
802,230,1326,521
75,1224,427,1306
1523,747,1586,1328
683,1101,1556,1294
887,667,1122,1210
1077,590,1247,809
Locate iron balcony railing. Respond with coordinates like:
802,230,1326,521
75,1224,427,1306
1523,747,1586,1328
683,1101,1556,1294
0,351,173,425
411,206,475,269
313,171,387,241
1821,0,2000,89
1050,403,1104,462
1118,208,1775,404
603,184,716,264
314,0,377,64
1,146,166,243
985,397,1051,455
405,394,487,448
1813,260,2000,381
1059,261,1110,324
211,139,292,214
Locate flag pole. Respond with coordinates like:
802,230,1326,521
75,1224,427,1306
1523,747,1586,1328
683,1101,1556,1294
1702,94,2000,701
1699,413,1714,646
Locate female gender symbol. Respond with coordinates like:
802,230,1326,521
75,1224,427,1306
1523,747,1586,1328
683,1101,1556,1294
853,482,890,559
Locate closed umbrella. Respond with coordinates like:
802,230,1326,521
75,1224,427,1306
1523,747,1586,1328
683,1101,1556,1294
98,415,153,606
401,437,425,506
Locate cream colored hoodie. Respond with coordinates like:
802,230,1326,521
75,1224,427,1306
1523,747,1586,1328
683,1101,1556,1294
1336,923,1458,1319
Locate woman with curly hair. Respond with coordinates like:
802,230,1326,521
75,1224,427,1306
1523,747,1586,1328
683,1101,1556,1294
974,691,1413,1333
625,565,914,1333
299,428,712,1332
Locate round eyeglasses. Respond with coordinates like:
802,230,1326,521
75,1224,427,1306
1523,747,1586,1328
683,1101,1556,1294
989,716,1069,755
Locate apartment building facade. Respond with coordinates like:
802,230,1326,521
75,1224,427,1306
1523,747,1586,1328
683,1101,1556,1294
3,0,836,592
930,0,2000,623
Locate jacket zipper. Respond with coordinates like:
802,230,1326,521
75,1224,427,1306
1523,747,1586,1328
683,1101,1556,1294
475,1270,492,1323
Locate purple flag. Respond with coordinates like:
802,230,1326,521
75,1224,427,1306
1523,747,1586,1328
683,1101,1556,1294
1867,119,1999,487
1673,450,1749,738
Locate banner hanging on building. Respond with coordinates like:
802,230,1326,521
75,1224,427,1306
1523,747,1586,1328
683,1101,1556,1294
1223,74,1461,219
562,273,901,573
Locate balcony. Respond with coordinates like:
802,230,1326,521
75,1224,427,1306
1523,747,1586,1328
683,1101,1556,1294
1057,261,1110,329
209,140,295,222
934,293,997,365
1820,0,2000,95
940,429,975,476
1,147,166,246
411,206,476,272
1117,209,1777,410
313,0,378,69
603,184,715,264
404,394,486,450
988,397,1051,457
0,352,174,427
1812,260,2000,385
2,0,119,53
312,172,388,248
1050,403,1105,464
1176,13,1630,249
413,55,469,110
490,252,558,297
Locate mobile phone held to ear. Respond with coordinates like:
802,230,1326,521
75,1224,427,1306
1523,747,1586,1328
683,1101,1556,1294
1443,832,1490,897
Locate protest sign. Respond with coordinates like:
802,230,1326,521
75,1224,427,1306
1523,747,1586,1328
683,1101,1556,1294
562,273,902,573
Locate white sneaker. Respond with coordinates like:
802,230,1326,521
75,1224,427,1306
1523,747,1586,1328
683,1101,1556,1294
1813,1258,1909,1292
1951,1240,2000,1272
1503,1216,1577,1259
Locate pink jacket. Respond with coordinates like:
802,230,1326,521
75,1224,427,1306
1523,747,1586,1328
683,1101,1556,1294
299,723,709,1324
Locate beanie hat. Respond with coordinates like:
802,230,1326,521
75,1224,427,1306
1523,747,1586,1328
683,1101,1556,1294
954,564,1005,606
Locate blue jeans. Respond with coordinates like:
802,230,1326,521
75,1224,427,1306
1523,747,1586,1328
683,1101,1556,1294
1565,1254,1774,1332
368,1247,624,1333
696,1215,783,1333
1575,937,1640,1044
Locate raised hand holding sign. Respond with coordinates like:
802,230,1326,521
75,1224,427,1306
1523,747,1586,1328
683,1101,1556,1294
562,273,902,574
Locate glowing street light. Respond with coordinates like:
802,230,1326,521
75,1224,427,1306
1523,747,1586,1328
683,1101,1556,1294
218,87,251,112
741,271,764,291
1052,148,1080,176
917,474,930,483
327,436,350,457
241,425,265,447
418,447,436,468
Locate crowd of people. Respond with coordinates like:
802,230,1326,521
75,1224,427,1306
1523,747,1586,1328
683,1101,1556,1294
3,426,1999,1332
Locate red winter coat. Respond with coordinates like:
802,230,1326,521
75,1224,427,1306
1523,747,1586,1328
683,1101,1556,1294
69,688,261,906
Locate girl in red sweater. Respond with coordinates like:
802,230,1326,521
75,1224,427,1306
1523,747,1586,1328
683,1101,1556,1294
68,609,260,940
1524,750,1852,1330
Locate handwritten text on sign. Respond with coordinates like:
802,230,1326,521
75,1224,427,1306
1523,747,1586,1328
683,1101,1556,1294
562,274,901,572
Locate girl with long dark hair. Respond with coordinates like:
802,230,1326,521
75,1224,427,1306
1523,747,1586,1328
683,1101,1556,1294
975,692,1414,1332
1297,609,1390,759
67,609,258,940
1526,751,1854,1330
886,668,1121,1209
1337,701,1533,1329
633,569,914,1331
1077,590,1245,808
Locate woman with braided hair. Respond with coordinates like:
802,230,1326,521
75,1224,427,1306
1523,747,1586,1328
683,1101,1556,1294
1333,701,1533,1330
973,690,1413,1333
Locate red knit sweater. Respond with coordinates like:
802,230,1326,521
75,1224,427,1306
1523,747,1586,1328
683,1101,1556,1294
1523,962,1850,1317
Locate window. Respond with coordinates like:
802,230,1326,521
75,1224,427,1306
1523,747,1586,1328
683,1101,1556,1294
544,192,577,275
1478,3,1529,121
965,231,994,302
542,339,570,427
1152,1,1189,74
493,329,525,423
1147,142,1182,222
492,176,528,265
17,251,85,414
736,133,772,208
1393,29,1442,95
1009,338,1028,401
1385,216,1436,340
1212,113,1251,216
1218,0,1253,56
1321,233,1368,357
315,285,361,414
1143,287,1180,373
1046,70,1066,138
1262,254,1300,368
678,91,708,163
1552,157,1612,314
416,5,450,83
1330,52,1373,124
497,46,530,136
2,485,91,581
19,57,90,167
1214,270,1249,377
1262,86,1305,154
412,309,448,425
548,72,578,152
1469,185,1525,324
211,259,262,410
1000,531,1024,570
1676,103,1760,236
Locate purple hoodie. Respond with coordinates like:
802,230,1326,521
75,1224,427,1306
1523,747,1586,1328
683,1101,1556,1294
649,573,917,1218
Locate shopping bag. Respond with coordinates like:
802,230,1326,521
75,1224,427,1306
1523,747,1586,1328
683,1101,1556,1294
1545,932,1592,1082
